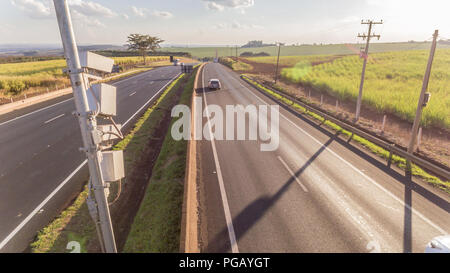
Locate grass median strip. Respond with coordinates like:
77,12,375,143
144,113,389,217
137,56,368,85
29,73,186,253
241,75,450,194
123,67,197,253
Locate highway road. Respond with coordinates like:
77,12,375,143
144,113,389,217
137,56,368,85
0,66,181,252
196,63,449,253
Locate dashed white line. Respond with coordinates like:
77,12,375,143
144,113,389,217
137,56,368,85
277,156,308,192
44,114,65,124
225,66,447,235
129,92,137,97
0,98,73,127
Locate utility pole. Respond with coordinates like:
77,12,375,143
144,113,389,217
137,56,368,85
274,43,281,83
406,30,438,173
355,19,383,122
235,45,238,61
53,0,117,253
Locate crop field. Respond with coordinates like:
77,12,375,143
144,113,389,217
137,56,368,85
160,42,450,59
112,56,170,65
279,49,450,129
0,59,68,95
0,56,172,97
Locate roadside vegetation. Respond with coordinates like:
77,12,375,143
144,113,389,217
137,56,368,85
123,66,197,253
0,56,173,100
220,57,253,71
29,72,188,253
160,42,450,59
280,49,450,129
242,75,450,194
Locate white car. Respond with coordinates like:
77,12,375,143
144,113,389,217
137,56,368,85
425,235,450,253
208,79,221,90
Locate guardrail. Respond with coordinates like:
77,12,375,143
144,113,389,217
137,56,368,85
240,75,450,182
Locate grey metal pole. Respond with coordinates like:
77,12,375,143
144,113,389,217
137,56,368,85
355,20,382,122
355,23,372,122
53,0,117,253
407,30,438,159
274,43,281,83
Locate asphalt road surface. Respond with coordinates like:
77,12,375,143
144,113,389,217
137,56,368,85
0,66,181,252
197,63,449,253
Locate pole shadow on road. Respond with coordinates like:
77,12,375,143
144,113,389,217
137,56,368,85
255,85,449,212
204,84,449,253
205,134,337,253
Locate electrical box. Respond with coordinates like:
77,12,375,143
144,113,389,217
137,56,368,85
79,51,114,73
87,83,117,116
423,92,431,107
100,150,125,182
97,124,122,142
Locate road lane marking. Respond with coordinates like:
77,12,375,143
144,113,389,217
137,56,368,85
277,156,308,192
223,65,447,235
0,68,167,127
0,71,181,251
202,66,240,253
0,98,73,127
0,160,87,250
129,92,137,97
44,114,65,124
123,73,181,127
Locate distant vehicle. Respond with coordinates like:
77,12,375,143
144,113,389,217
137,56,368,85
425,235,450,253
208,79,221,90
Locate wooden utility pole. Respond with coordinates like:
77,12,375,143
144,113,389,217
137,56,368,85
355,19,383,122
406,30,438,173
274,43,281,83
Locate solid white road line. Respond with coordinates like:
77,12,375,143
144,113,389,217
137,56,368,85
0,98,73,127
202,66,240,253
44,114,65,124
277,156,309,192
129,92,137,97
0,72,181,251
0,160,87,250
224,66,447,235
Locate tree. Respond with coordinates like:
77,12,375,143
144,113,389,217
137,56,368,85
126,34,164,65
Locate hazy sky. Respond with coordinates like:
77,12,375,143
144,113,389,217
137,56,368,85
1,0,449,46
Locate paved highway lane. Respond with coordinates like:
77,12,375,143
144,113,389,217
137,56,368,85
197,63,449,253
0,66,181,252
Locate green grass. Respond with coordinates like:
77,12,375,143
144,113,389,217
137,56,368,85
280,49,450,129
0,56,173,97
123,67,197,253
29,73,186,253
160,42,450,59
219,57,253,71
242,75,450,194
0,59,68,95
246,55,337,67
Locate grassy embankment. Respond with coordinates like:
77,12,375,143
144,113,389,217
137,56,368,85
122,66,198,253
242,75,450,194
29,72,187,253
220,57,253,71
